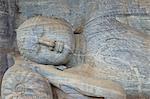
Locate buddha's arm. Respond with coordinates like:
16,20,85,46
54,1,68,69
26,62,126,99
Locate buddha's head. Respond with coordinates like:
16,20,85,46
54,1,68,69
17,16,75,65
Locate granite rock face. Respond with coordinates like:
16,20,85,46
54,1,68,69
1,0,150,99
17,0,150,26
0,0,16,94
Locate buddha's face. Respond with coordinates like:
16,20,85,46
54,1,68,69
17,16,75,65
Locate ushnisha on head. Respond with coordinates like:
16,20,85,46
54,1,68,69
16,16,75,65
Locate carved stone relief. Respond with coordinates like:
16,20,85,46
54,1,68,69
0,0,150,99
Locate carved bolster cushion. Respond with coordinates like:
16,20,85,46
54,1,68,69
1,64,53,99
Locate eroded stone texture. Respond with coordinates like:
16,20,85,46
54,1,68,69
84,15,150,96
17,16,75,65
0,0,9,80
52,86,104,99
21,61,126,99
2,56,126,99
1,0,150,99
0,0,16,94
1,64,53,99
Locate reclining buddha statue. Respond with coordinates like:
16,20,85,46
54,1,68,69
1,0,150,99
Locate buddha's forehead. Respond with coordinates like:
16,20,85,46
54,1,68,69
19,16,74,42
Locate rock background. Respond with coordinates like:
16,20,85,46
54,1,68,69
0,0,16,96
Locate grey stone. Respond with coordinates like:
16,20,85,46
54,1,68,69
16,16,75,65
1,0,150,98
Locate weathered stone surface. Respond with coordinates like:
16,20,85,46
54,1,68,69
1,0,150,99
0,0,9,80
23,61,126,99
116,16,150,35
17,16,75,65
84,10,150,96
52,86,104,99
1,64,53,99
0,0,16,95
17,0,150,26
0,0,16,50
1,55,126,99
